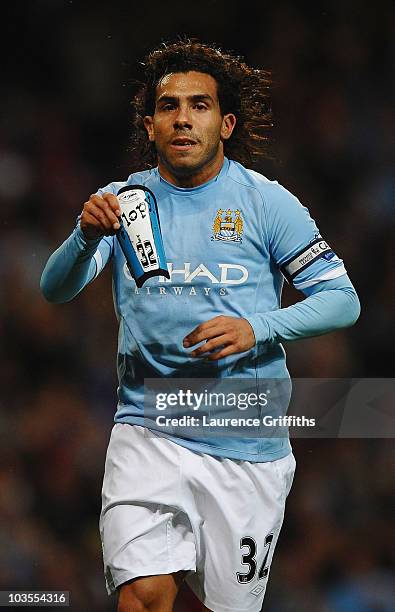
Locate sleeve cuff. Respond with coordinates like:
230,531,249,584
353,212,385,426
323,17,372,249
74,224,102,250
244,314,271,348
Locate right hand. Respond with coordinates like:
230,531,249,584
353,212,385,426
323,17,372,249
80,192,121,240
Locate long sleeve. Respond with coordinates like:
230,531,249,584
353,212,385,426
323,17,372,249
40,225,113,303
245,274,360,350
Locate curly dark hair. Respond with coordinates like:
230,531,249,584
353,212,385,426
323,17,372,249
129,39,273,171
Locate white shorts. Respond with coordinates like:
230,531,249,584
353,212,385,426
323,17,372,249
100,424,295,612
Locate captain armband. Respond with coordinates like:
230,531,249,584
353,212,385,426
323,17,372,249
280,238,336,283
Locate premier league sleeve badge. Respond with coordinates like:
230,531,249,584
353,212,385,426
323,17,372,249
116,185,170,287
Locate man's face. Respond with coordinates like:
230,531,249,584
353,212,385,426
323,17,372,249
144,71,236,187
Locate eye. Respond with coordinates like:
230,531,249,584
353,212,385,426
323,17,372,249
194,103,208,111
162,103,176,111
157,102,176,112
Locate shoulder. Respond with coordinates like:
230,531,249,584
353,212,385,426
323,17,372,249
97,168,158,195
226,160,302,211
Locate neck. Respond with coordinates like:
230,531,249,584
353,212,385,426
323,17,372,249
158,154,225,188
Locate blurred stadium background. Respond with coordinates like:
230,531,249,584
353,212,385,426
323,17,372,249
1,1,394,610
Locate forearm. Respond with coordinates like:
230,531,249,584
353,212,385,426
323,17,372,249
245,276,360,349
40,226,101,303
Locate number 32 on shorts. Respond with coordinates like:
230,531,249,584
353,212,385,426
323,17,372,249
236,534,274,583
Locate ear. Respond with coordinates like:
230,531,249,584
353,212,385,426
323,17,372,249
221,113,236,141
143,116,155,142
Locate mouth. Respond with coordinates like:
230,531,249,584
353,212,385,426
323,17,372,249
170,137,198,150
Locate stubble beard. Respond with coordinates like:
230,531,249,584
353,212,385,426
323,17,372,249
157,139,222,181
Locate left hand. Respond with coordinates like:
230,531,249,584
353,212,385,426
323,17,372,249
183,316,256,361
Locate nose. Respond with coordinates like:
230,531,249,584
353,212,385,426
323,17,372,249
173,105,192,130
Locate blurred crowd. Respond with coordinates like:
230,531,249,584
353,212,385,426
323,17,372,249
1,1,393,610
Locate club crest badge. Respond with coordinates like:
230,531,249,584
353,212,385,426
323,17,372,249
212,208,243,242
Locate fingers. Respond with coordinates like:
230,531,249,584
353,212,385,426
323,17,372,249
183,316,228,348
88,193,121,230
183,316,256,361
189,334,228,357
84,200,117,232
205,344,238,361
80,192,122,239
102,192,121,213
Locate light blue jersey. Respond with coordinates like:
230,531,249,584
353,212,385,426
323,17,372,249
41,158,360,461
